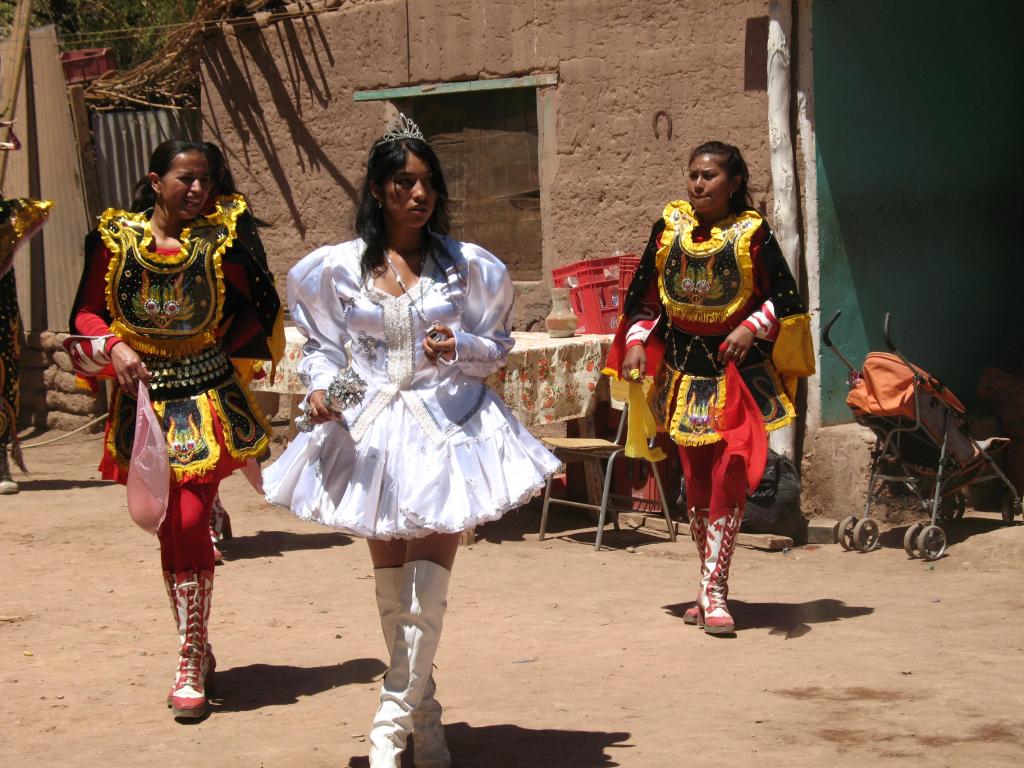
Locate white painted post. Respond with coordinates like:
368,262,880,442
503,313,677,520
767,0,800,459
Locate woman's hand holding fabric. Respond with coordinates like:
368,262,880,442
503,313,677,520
621,345,647,382
717,324,755,366
111,342,151,392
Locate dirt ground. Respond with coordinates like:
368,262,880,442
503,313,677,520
2,432,1024,768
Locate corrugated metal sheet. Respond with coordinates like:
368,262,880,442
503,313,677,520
91,108,200,212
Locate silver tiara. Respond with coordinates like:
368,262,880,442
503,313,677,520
375,112,425,146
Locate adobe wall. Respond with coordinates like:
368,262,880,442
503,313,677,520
200,0,771,319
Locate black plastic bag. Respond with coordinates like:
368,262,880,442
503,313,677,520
679,449,803,537
742,451,802,536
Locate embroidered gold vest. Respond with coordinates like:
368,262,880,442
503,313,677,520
655,200,762,326
100,195,246,357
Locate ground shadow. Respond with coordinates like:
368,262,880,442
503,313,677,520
476,505,677,551
210,658,385,713
16,478,114,491
876,516,1010,553
346,721,631,767
663,598,874,637
221,529,354,560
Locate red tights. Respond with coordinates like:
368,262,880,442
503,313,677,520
159,483,218,574
678,442,748,522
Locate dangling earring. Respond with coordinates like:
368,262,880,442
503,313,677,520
374,198,382,209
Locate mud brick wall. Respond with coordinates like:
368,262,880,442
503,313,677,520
30,331,107,432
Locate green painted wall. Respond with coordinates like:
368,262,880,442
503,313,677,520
814,0,1024,424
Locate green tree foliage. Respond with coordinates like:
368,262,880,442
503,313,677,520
0,0,199,72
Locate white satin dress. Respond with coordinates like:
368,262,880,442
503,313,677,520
262,236,562,539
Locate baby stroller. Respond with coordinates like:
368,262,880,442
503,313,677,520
823,311,1020,561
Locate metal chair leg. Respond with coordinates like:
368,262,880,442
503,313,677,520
594,449,624,551
648,459,677,541
539,472,555,541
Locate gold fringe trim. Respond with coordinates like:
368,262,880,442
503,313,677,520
74,373,98,393
655,200,761,326
201,194,246,337
667,372,729,446
103,378,269,481
662,364,796,447
210,381,272,463
106,321,218,357
8,199,53,241
99,195,245,351
153,392,222,481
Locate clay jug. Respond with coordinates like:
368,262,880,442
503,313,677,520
545,286,578,338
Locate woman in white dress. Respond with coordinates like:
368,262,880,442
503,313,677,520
263,114,561,768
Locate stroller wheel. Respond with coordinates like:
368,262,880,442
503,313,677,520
838,516,858,550
917,525,946,561
999,492,1019,525
853,518,880,552
903,522,925,558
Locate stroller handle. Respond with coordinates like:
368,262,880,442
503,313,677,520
822,309,858,374
823,309,841,348
883,312,898,352
883,312,946,393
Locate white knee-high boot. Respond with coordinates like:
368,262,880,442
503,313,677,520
369,560,450,768
373,567,452,768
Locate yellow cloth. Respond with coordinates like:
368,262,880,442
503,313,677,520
772,312,815,400
625,381,667,462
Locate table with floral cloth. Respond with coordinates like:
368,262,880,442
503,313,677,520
250,327,614,430
251,328,614,541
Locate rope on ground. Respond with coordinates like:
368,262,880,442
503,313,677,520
15,414,107,450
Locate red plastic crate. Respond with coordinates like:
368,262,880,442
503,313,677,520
569,278,620,334
61,48,116,84
617,254,640,299
552,256,620,289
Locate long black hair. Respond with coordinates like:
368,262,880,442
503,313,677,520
354,136,452,282
203,141,237,197
689,140,755,214
129,139,209,213
203,140,269,225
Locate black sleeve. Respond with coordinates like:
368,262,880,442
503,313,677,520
622,218,667,318
759,226,806,318
68,229,109,331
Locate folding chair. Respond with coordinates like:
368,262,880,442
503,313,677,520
538,400,677,550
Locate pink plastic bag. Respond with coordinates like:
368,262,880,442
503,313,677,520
126,384,170,533
240,457,264,494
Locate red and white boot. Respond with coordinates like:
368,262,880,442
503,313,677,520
683,507,709,626
169,569,215,719
698,506,743,635
163,571,215,708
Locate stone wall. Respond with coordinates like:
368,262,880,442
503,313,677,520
25,332,107,432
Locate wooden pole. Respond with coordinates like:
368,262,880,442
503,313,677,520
0,0,34,190
68,84,101,220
